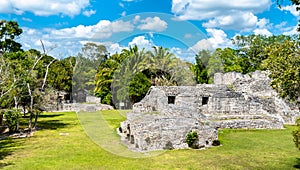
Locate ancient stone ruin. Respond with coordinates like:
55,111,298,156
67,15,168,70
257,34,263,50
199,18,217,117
118,71,300,152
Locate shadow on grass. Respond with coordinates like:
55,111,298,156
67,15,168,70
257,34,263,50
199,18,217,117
0,138,24,168
38,113,64,118
37,119,68,130
294,158,300,169
18,113,67,131
0,112,70,168
36,113,70,130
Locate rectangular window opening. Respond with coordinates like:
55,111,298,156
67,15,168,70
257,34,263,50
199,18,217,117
168,96,176,104
202,97,209,105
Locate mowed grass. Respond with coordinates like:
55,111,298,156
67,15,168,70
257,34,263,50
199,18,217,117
0,110,299,170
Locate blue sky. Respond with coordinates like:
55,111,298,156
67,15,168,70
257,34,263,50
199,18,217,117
0,0,299,62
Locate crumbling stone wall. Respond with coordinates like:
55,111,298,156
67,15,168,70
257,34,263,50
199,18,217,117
215,71,299,124
119,113,217,152
119,71,299,152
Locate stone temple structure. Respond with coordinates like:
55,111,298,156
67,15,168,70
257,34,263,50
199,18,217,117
118,71,300,152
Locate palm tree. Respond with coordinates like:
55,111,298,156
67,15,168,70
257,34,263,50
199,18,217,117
147,46,178,86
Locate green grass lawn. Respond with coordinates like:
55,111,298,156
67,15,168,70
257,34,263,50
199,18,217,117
0,110,299,170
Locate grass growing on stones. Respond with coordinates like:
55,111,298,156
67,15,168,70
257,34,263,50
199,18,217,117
0,110,299,169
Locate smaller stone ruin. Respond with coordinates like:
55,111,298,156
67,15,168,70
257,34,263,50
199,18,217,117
119,87,218,151
118,71,300,152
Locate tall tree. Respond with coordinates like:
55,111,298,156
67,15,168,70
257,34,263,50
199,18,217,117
192,50,210,84
129,72,151,104
112,46,147,108
262,38,300,107
95,53,126,105
73,43,108,102
0,20,22,53
48,57,73,93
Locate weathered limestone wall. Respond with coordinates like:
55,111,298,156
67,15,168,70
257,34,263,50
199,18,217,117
214,70,299,124
119,112,217,152
86,95,101,103
214,72,244,85
119,71,299,152
123,86,217,151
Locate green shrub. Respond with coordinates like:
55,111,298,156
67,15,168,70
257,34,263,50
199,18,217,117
212,140,221,146
293,118,300,150
4,109,21,133
186,131,199,149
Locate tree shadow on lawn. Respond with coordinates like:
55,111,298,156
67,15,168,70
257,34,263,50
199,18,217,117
294,158,300,169
36,113,68,130
37,119,68,130
38,113,64,118
0,112,69,168
19,113,67,130
0,137,24,168
21,113,63,119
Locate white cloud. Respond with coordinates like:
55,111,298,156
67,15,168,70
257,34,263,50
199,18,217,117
0,0,90,17
111,20,134,32
24,28,37,35
133,15,141,24
22,17,32,22
108,43,125,54
253,28,272,36
121,11,126,17
203,12,258,31
34,39,54,47
83,9,96,17
149,32,154,38
189,28,232,52
280,5,299,17
253,18,272,36
275,21,287,29
172,0,271,20
128,36,153,49
170,47,196,62
184,33,192,38
170,47,182,55
50,20,134,39
189,39,213,52
119,3,125,8
18,18,136,58
256,18,269,29
206,29,232,48
137,17,168,32
172,0,271,31
283,26,298,35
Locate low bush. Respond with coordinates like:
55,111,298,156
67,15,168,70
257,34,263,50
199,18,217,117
186,131,199,149
293,118,300,150
3,109,21,133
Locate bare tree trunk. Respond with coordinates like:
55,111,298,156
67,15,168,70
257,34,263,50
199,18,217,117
33,111,39,129
41,59,56,91
14,96,18,109
23,105,26,117
26,40,57,130
16,114,19,132
27,83,34,131
0,112,3,127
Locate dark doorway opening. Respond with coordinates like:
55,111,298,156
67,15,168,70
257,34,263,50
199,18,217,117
202,97,209,105
168,96,176,104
